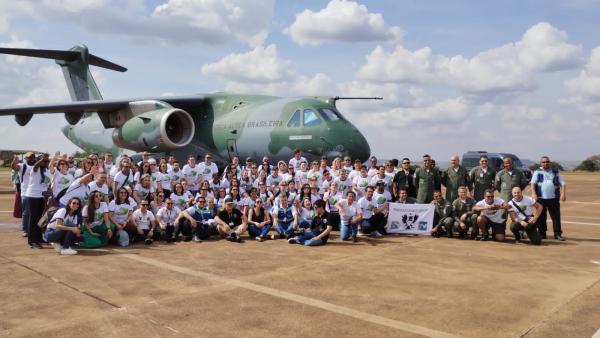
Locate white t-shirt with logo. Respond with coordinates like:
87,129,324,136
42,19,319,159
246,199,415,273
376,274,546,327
108,200,134,224
509,196,537,221
358,197,378,219
198,162,218,181
25,169,52,198
373,190,391,208
47,208,79,230
132,209,155,230
183,164,201,191
170,191,192,209
52,171,74,197
337,199,358,226
475,197,506,223
82,202,108,228
157,206,181,225
59,178,90,206
88,181,109,199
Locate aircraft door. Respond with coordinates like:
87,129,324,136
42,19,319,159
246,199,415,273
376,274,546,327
226,139,238,160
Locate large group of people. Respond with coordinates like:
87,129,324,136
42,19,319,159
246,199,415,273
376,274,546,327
10,148,566,255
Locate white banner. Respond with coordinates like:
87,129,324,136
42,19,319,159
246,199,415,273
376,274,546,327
386,203,435,235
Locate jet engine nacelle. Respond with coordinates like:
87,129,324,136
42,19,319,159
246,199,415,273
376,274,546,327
112,108,195,152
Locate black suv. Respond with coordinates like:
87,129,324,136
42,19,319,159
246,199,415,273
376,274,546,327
461,151,532,184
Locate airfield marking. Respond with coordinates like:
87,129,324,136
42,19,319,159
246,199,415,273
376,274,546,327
568,201,600,205
592,328,600,338
117,252,460,338
591,260,600,265
562,221,600,226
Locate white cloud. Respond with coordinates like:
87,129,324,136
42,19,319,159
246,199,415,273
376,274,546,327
201,45,294,83
285,0,402,46
357,22,582,94
564,46,600,111
4,0,274,46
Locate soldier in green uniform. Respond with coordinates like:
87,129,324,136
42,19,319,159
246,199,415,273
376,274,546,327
413,154,441,203
430,190,455,237
469,155,497,202
441,155,470,203
495,158,528,202
452,187,477,239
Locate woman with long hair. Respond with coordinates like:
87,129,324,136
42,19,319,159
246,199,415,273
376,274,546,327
133,174,156,204
134,162,151,186
108,187,135,239
295,197,316,231
74,158,93,179
81,191,113,248
158,162,172,197
45,197,83,255
170,183,192,210
247,198,271,242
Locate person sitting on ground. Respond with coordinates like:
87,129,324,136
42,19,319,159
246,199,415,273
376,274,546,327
508,187,543,245
473,189,510,241
271,194,296,239
295,197,316,232
176,196,216,242
336,191,361,242
451,187,477,239
288,199,334,246
214,196,248,243
156,198,182,243
247,198,272,242
81,192,113,248
396,188,416,204
430,190,455,238
45,197,83,255
131,200,158,245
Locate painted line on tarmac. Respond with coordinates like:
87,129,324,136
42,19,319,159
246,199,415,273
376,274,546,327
568,201,600,205
591,260,600,266
118,252,460,338
592,328,600,338
563,221,600,226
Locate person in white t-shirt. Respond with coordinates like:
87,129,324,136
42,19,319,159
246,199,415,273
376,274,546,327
334,170,352,196
24,154,52,248
49,158,75,199
132,200,157,244
156,198,182,242
11,152,37,237
182,155,202,195
88,172,109,204
112,161,134,200
357,186,385,237
508,187,543,245
45,197,83,255
108,187,136,236
288,148,307,171
198,154,219,181
473,189,510,241
170,183,193,210
336,191,361,242
81,192,112,248
133,174,156,204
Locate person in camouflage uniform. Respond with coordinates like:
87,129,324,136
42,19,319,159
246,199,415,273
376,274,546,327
495,158,528,202
430,190,455,237
413,154,441,203
441,155,470,203
469,155,497,202
452,187,477,239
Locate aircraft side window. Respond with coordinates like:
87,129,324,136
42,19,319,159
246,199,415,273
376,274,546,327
319,108,340,121
303,109,321,127
287,109,301,128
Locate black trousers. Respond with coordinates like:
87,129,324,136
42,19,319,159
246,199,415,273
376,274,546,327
536,198,562,236
27,197,46,245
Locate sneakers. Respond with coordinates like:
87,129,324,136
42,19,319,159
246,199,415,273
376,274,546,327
22,232,28,237
357,231,366,237
30,243,43,249
256,236,264,242
60,248,78,255
287,238,297,244
193,235,203,243
145,238,153,245
51,242,62,253
554,234,566,241
371,231,383,238
270,234,277,240
227,232,242,243
515,239,525,245
478,234,489,241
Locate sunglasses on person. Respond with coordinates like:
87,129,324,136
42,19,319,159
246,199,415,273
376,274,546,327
141,203,149,206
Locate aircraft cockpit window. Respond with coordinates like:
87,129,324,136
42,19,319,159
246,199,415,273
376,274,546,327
318,108,340,121
287,109,301,128
303,109,321,127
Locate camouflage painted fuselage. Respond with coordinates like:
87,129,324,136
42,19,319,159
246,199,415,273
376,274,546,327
62,93,371,165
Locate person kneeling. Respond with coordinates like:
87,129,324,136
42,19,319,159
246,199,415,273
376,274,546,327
81,192,114,248
288,199,333,246
176,196,216,243
132,201,158,244
45,197,83,255
271,194,296,239
508,187,543,245
473,189,510,241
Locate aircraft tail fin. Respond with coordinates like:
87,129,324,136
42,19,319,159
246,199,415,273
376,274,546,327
0,45,127,101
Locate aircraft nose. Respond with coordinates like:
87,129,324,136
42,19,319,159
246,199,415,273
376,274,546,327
350,128,371,162
61,125,71,138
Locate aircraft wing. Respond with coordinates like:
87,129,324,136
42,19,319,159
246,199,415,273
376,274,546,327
0,96,206,126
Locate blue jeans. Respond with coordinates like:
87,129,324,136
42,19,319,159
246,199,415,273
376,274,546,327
340,223,357,240
45,228,78,249
21,196,29,233
248,223,272,238
276,221,294,235
293,231,324,246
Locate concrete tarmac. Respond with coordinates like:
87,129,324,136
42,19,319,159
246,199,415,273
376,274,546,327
0,173,598,337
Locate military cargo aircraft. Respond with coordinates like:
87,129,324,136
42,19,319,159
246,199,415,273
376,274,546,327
0,45,376,165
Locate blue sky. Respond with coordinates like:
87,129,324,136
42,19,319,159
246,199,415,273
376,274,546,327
1,0,599,162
